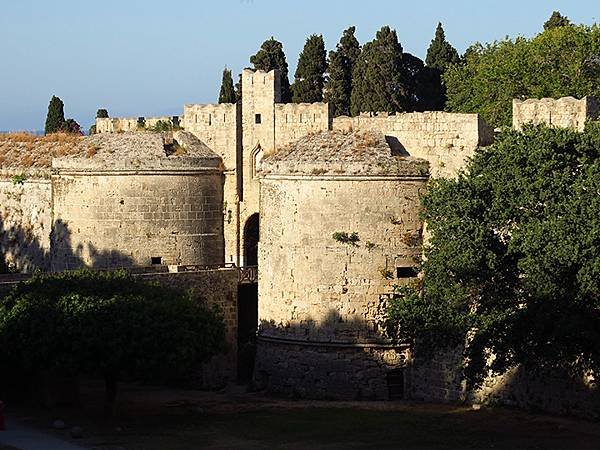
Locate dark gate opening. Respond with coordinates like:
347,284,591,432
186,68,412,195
237,283,258,383
387,368,405,400
243,213,259,267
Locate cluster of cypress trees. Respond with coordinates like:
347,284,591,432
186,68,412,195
217,23,460,116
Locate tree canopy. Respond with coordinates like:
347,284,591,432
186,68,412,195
96,109,109,119
324,26,361,116
0,269,225,413
386,123,600,386
292,34,327,103
350,26,408,115
425,22,460,71
218,67,237,103
444,23,600,128
44,95,65,134
544,11,571,30
250,37,292,102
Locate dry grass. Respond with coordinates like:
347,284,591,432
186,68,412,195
0,132,85,170
86,144,99,158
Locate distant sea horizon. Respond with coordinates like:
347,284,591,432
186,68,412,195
0,130,44,135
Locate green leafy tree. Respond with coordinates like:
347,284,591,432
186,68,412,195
544,11,571,30
44,95,65,134
218,67,237,103
386,123,600,387
0,269,225,415
324,26,361,117
250,37,292,102
350,26,408,116
292,34,327,103
96,109,109,119
444,24,600,127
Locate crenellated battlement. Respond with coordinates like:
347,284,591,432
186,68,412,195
513,96,599,131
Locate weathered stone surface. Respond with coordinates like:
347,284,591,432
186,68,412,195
513,96,599,132
255,134,428,399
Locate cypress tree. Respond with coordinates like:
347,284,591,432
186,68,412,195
291,34,327,103
350,26,408,116
44,95,65,135
324,26,361,117
250,37,292,102
218,67,237,103
96,109,109,119
544,11,571,30
425,23,460,71
235,73,242,103
423,23,460,110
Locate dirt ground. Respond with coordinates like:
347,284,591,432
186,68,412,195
6,380,600,450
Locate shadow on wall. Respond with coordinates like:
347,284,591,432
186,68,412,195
0,217,133,274
385,136,410,157
410,347,600,419
0,216,49,273
254,308,410,401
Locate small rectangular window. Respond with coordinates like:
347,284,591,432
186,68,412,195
255,114,262,124
396,267,418,278
208,114,212,126
151,256,162,265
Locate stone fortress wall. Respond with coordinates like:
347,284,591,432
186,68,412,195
50,172,224,271
96,116,178,133
333,112,493,178
95,69,492,266
0,173,52,271
255,131,428,399
513,96,599,132
2,70,592,415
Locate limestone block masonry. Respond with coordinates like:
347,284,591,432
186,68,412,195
513,96,599,132
254,131,429,399
51,132,225,270
0,174,52,271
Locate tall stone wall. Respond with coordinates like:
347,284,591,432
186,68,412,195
512,96,599,132
51,171,224,271
0,173,52,272
183,103,238,169
333,112,493,178
274,103,331,149
183,103,240,264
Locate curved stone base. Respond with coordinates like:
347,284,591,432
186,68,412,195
253,336,409,400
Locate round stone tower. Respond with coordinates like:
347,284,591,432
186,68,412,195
51,131,224,270
254,130,429,400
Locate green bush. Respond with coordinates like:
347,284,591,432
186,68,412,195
0,269,225,412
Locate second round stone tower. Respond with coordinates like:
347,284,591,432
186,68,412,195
255,130,429,400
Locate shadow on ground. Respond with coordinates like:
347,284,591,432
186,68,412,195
6,380,600,450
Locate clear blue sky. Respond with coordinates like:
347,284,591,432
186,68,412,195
0,0,596,131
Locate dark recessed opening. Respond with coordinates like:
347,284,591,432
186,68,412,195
396,266,418,278
151,256,162,265
387,369,405,400
255,113,262,124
